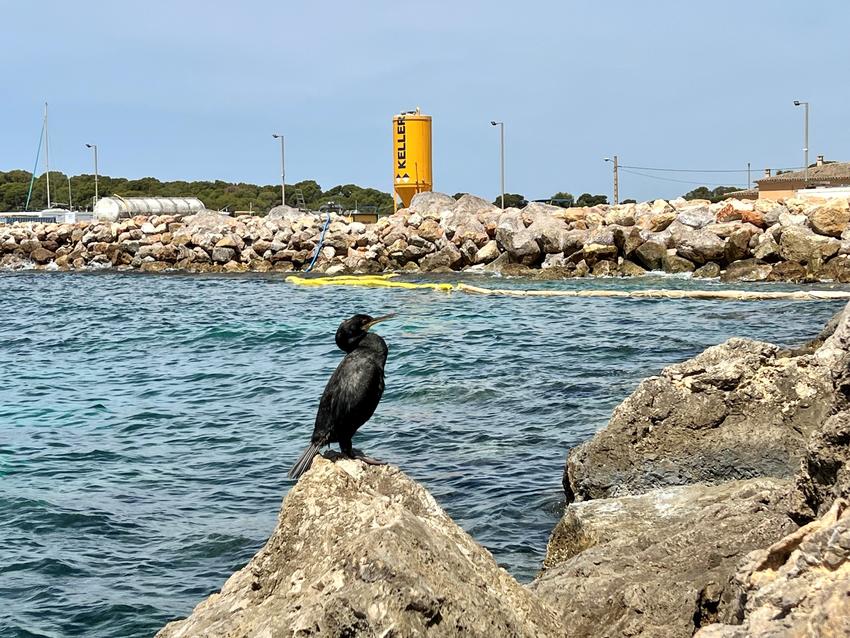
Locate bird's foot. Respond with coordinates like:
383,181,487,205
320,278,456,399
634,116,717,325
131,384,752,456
348,448,386,466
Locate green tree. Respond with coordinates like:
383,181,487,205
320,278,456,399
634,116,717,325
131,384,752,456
682,185,740,203
575,193,608,207
494,193,527,208
549,191,574,208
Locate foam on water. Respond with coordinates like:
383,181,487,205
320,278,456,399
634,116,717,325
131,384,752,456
0,271,845,638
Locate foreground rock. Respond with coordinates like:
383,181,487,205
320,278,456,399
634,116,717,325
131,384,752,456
531,479,796,638
696,498,850,638
156,457,561,638
545,303,850,638
564,333,840,501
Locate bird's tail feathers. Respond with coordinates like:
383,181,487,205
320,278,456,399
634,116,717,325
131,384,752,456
288,442,321,480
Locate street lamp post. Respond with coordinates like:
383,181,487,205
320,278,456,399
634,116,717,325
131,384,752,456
85,143,98,208
272,133,286,206
490,121,505,209
793,100,809,184
604,156,619,205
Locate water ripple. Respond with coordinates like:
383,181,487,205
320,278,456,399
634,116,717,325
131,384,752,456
0,270,845,638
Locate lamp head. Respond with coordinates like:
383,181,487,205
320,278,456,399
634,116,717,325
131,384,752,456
85,143,93,148
604,157,611,162
490,121,498,126
272,133,281,139
793,100,801,106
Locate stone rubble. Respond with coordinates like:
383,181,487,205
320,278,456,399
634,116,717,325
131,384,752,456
4,193,850,281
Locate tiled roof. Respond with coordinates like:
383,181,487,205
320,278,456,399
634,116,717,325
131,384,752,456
757,162,850,184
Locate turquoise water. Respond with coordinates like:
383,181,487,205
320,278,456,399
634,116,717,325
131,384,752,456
1,271,845,638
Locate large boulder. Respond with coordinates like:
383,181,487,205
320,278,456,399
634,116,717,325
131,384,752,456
780,225,842,262
808,200,850,238
419,243,462,271
676,204,714,229
675,229,725,265
439,208,489,248
408,191,457,217
525,214,572,254
453,193,499,222
634,240,667,270
532,479,796,638
495,209,540,265
156,457,562,638
564,333,841,502
267,205,303,221
720,258,773,282
696,498,850,638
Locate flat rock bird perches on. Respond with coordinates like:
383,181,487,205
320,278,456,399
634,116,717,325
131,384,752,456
288,313,395,479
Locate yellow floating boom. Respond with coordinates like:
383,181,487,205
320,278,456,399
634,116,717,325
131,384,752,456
285,275,850,302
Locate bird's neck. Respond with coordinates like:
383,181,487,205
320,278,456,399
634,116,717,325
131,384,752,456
352,333,388,361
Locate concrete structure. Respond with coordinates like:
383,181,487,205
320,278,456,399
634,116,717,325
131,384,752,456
93,196,205,221
755,157,850,200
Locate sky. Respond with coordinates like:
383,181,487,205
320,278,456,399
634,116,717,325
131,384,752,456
1,0,849,203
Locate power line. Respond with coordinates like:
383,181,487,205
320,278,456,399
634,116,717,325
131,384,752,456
618,167,745,188
618,164,805,174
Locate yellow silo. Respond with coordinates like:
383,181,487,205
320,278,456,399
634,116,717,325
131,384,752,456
392,108,432,210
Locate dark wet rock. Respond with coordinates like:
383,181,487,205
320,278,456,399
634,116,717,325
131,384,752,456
720,258,773,282
766,260,807,282
619,259,647,277
696,499,850,638
156,457,562,638
634,240,667,270
419,244,462,271
693,262,721,278
30,247,55,264
591,260,616,276
789,410,850,524
823,254,850,282
564,333,840,502
724,227,753,263
533,479,796,638
662,253,695,273
611,225,644,258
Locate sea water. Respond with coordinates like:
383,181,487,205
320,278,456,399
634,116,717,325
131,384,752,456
0,271,845,637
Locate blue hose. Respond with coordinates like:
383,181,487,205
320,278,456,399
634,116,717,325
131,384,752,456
304,211,332,273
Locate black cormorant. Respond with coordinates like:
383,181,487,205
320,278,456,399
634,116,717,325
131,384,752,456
288,313,395,479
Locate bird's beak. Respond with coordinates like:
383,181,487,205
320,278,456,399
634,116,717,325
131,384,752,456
364,313,396,330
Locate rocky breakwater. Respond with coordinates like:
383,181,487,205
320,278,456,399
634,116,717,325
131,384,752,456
3,193,850,282
534,301,850,637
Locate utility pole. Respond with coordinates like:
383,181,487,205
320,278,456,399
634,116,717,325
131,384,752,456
272,133,286,206
793,100,809,184
747,162,751,189
491,120,505,209
604,156,619,205
86,143,99,208
68,175,72,210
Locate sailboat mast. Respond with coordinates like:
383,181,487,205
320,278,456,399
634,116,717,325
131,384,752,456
44,102,51,209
